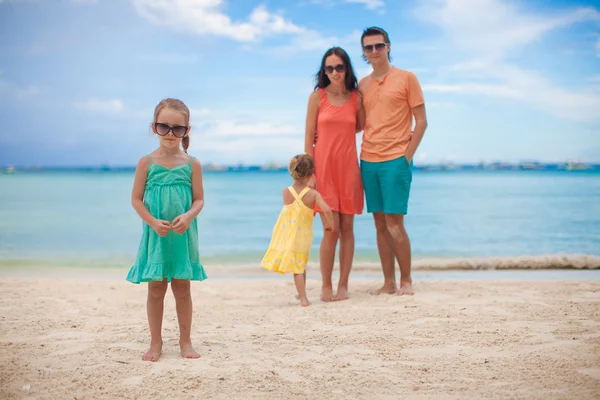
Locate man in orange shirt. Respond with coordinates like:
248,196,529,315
358,27,428,295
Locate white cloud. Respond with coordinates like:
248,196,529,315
343,0,384,10
75,98,125,114
132,0,303,42
132,0,357,54
415,0,600,57
416,0,600,122
0,71,41,101
306,0,384,10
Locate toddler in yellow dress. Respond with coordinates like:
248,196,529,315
261,154,333,306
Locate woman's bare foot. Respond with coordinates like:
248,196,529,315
396,280,414,296
333,287,349,301
321,286,334,302
180,340,201,359
368,283,397,295
142,340,162,362
299,297,311,307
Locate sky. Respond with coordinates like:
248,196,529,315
0,0,599,167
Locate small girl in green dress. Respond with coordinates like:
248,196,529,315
127,98,207,362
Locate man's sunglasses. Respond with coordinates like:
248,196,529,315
324,64,346,74
154,122,189,138
362,42,388,53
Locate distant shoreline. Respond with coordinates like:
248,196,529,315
2,161,599,173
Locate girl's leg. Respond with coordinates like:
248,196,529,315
294,272,310,307
334,214,355,301
143,279,168,362
319,211,340,302
171,278,200,359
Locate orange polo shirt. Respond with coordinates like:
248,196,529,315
359,67,424,162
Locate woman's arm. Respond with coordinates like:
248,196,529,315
355,90,366,133
304,91,320,156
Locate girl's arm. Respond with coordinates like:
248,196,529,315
356,90,366,133
132,156,170,236
304,91,320,156
172,158,204,234
314,191,334,232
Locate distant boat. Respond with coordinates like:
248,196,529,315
565,160,588,171
3,165,15,174
518,161,543,170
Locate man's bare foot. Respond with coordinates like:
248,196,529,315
321,287,334,302
180,341,201,359
299,297,311,307
368,283,397,295
333,287,349,301
396,280,414,296
142,341,162,362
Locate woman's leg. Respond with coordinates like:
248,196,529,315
319,211,340,302
334,214,355,300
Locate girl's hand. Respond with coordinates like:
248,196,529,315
172,214,191,234
152,219,171,236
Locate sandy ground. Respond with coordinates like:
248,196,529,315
1,275,599,399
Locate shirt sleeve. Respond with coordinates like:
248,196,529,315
407,72,424,109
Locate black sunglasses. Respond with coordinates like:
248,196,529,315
324,64,345,74
154,122,188,138
362,42,388,53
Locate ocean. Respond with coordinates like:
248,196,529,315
1,169,599,271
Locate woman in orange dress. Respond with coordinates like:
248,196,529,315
304,47,365,302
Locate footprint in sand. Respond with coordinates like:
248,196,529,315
50,343,90,356
110,342,146,351
122,375,144,386
578,368,600,380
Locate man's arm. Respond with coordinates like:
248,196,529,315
405,104,427,163
404,72,427,163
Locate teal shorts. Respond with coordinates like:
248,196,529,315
360,156,413,215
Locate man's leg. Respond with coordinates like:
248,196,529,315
381,156,414,295
384,214,413,295
361,159,396,295
371,212,397,294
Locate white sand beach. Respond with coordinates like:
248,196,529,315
1,270,599,399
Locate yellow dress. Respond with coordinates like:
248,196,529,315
261,186,314,274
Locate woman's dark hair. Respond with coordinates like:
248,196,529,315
361,26,392,62
314,47,358,92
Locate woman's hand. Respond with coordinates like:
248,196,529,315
172,214,191,234
151,219,171,236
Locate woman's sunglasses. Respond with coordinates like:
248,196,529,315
362,42,388,53
324,64,346,74
154,122,189,138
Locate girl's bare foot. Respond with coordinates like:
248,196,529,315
396,280,414,296
333,287,349,301
368,283,397,295
142,340,162,362
299,297,311,307
180,340,200,359
321,287,334,302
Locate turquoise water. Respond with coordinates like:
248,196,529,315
0,170,599,268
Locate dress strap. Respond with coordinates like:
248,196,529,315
288,186,311,202
188,157,195,165
146,155,153,165
297,187,311,200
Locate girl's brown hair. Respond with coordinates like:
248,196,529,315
288,153,315,181
153,98,191,153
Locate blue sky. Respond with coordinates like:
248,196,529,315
0,0,599,166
